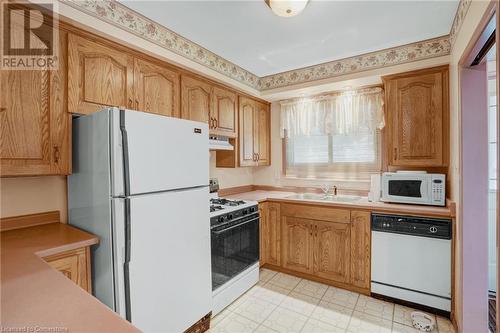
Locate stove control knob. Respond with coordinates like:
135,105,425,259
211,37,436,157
242,209,248,215
228,214,233,220
218,216,225,223
250,207,255,213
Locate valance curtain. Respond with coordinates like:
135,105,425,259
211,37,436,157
280,87,385,138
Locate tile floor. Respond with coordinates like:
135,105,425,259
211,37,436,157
209,268,455,333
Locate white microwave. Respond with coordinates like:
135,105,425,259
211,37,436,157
380,172,446,206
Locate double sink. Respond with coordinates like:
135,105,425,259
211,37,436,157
286,192,362,203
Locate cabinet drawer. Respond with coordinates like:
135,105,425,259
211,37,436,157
281,204,350,224
44,247,91,292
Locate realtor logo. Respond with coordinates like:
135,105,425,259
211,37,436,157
1,1,59,70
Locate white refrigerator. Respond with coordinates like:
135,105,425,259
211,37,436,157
68,107,212,332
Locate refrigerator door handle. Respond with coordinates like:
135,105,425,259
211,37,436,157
124,197,132,322
119,109,131,197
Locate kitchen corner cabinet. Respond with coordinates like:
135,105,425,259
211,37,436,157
0,28,70,176
384,65,449,168
239,97,270,167
261,201,371,294
44,247,92,293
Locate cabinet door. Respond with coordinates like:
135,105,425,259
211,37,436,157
239,96,257,166
281,216,313,274
180,75,211,124
211,86,237,137
385,67,448,167
266,202,281,266
134,58,180,117
68,34,134,114
350,211,371,290
314,220,350,283
255,102,270,166
0,27,70,176
44,248,91,292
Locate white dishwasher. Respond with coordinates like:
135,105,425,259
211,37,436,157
371,214,452,311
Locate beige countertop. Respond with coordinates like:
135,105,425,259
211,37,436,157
1,222,141,333
226,190,455,218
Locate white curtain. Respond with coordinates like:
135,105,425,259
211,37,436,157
280,87,385,138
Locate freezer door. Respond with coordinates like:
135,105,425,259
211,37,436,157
112,109,209,195
126,187,212,332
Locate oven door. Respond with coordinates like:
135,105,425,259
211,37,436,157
381,175,431,204
211,214,259,291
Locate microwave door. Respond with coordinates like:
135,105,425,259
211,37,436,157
388,178,424,203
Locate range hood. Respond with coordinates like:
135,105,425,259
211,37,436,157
209,136,234,151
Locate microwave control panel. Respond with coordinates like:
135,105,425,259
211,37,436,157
431,177,445,205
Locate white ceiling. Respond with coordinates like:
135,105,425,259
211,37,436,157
121,0,459,77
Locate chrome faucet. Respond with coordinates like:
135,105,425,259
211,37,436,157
332,185,338,196
320,184,338,197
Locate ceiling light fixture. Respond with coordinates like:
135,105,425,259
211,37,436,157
265,0,309,18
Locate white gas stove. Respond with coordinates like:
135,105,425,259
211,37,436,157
208,181,260,315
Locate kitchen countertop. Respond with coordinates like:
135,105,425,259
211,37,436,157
1,222,140,333
226,190,455,218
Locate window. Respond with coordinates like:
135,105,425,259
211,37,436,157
281,87,384,179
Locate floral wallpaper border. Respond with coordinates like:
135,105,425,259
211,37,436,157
62,0,463,91
258,35,450,90
449,0,472,47
62,0,260,89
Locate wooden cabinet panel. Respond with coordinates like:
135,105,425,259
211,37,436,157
255,102,270,166
350,211,371,289
314,220,350,283
181,75,211,124
211,86,237,137
68,34,134,114
0,26,70,176
44,247,91,292
280,204,350,224
259,202,281,266
134,58,180,117
281,216,313,274
384,66,448,167
267,202,281,266
239,96,257,166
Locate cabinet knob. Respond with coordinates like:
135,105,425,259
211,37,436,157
136,99,139,109
0,107,6,113
128,98,133,108
393,147,398,160
214,118,218,129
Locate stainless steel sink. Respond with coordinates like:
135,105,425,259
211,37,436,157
286,193,362,202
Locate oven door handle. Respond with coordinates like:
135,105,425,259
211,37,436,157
211,217,259,235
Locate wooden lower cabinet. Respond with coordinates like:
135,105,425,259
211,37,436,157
281,217,314,274
43,247,92,292
260,201,371,294
350,211,371,289
314,220,350,284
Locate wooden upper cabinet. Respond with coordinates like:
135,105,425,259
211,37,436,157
0,28,70,176
134,58,180,117
211,86,237,137
314,220,351,284
384,66,449,167
181,75,211,124
68,34,134,114
281,216,313,274
239,96,258,166
350,211,371,290
239,96,271,167
255,102,270,166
